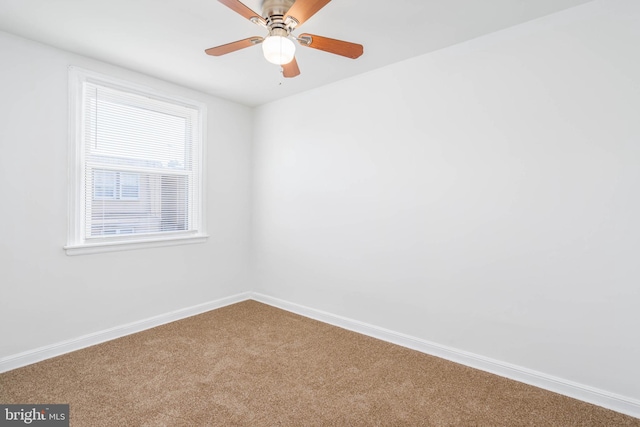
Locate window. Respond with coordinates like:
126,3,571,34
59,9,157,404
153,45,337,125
66,67,207,255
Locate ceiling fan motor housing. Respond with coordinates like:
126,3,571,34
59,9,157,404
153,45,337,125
262,0,295,18
262,0,296,36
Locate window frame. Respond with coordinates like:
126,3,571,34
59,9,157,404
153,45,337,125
65,67,208,255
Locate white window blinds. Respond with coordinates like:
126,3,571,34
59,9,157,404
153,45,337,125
66,68,206,254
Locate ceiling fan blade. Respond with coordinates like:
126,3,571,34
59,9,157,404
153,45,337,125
298,33,363,59
218,0,265,24
284,0,331,28
205,37,263,56
282,57,301,78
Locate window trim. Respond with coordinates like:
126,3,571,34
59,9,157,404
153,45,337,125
65,66,208,255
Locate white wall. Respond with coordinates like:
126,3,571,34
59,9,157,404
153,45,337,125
0,31,253,358
253,0,640,403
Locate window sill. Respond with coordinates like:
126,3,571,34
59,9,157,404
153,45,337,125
64,234,209,256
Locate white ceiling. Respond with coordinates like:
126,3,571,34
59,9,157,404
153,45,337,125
0,0,592,107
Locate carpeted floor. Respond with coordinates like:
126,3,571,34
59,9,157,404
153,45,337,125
0,300,638,426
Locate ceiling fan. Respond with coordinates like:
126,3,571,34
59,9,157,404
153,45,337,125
205,0,364,78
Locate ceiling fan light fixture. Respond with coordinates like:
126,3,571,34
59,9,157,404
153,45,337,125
208,0,364,78
262,35,296,65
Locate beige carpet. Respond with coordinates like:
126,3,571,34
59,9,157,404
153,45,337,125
0,300,638,426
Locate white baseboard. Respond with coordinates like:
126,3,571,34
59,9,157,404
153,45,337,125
0,292,251,374
251,292,640,420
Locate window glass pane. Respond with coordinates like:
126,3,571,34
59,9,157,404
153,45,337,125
88,172,189,237
94,104,187,168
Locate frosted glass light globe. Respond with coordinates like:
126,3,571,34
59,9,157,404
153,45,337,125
262,35,296,65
